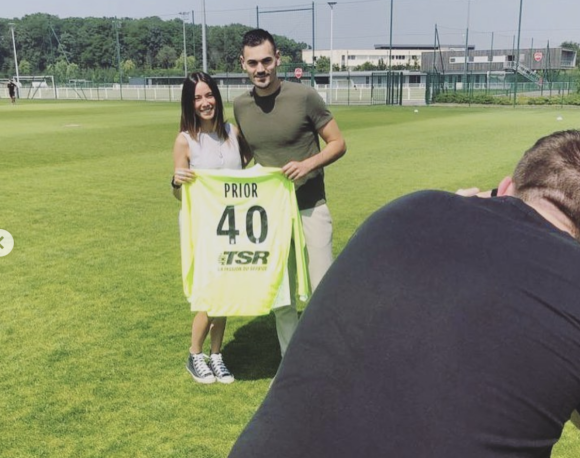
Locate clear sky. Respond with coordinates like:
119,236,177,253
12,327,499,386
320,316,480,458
2,0,579,52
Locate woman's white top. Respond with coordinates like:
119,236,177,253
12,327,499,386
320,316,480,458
182,122,242,170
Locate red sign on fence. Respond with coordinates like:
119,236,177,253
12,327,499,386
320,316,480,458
294,67,303,79
534,52,543,62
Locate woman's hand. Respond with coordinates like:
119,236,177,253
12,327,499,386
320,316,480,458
173,168,196,186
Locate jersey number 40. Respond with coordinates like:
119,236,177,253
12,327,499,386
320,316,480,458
217,205,268,245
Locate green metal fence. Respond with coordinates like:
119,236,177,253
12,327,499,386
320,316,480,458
425,71,578,104
370,71,404,105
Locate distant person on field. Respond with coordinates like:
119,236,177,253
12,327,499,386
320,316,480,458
229,130,580,457
172,72,250,385
7,79,17,104
234,28,346,359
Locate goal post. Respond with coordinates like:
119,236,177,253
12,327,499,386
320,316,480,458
13,75,57,99
256,3,315,86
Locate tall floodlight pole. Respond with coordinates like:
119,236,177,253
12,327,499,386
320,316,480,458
328,2,337,104
114,18,123,100
463,0,471,91
202,0,208,72
180,12,189,76
191,10,196,65
388,0,393,70
387,0,394,104
513,0,524,107
8,23,20,83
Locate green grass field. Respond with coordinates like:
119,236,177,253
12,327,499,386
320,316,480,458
1,100,579,457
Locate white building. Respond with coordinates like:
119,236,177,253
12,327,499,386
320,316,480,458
302,45,470,70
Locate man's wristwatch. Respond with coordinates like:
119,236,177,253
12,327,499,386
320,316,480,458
171,176,182,189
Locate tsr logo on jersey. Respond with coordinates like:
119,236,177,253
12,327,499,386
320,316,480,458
218,251,270,265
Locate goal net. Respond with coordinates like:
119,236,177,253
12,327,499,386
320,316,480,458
256,4,315,82
11,75,56,99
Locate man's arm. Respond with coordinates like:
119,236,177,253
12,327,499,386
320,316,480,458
456,177,513,198
281,119,346,181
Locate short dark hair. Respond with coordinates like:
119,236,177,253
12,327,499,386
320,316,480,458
242,29,277,51
513,129,580,237
179,72,227,141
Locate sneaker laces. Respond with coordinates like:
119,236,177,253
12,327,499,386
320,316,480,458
192,353,213,377
210,353,231,377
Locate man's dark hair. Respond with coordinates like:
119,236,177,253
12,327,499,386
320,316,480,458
513,129,580,237
242,29,277,51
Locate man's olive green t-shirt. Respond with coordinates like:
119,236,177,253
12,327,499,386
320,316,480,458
234,81,333,210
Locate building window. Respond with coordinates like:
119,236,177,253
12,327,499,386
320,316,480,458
409,75,421,84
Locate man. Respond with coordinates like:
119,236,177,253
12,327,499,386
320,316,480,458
7,79,17,104
234,29,346,357
229,130,580,458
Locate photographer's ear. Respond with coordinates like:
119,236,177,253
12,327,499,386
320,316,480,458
497,176,515,197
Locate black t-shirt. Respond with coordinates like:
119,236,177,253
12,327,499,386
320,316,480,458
229,191,580,458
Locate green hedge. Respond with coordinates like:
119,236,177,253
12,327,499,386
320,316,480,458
525,95,580,105
432,92,512,105
433,92,580,106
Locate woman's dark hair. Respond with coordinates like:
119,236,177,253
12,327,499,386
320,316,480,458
179,72,227,141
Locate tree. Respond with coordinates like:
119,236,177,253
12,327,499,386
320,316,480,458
66,62,79,80
174,53,196,73
274,34,307,63
18,14,55,72
316,56,330,73
46,58,69,82
561,41,580,52
122,59,136,74
355,61,378,71
18,60,32,75
156,45,177,69
0,17,308,80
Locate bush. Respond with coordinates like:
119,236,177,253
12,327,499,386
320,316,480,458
525,94,580,105
432,92,512,105
434,91,580,106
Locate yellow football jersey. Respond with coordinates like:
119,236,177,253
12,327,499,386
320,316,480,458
181,166,310,316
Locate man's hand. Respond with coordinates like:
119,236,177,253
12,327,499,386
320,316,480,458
456,187,497,198
282,159,313,181
456,187,481,197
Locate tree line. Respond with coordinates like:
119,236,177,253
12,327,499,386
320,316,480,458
0,14,308,83
2,14,578,84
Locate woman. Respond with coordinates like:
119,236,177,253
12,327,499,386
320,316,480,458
171,72,249,384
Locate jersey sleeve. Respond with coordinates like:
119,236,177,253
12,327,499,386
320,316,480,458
290,189,311,301
180,185,196,301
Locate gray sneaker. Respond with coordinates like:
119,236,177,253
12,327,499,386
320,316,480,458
186,353,216,384
208,353,235,384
